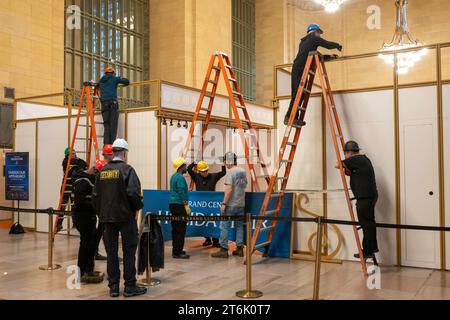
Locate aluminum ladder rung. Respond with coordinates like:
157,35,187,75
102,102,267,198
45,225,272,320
260,225,274,232
232,91,241,97
208,80,217,85
200,107,210,112
276,177,288,181
286,142,297,147
257,175,269,179
309,70,316,76
204,92,214,98
224,64,233,69
212,66,221,71
280,160,293,164
228,77,237,82
265,209,279,216
270,192,282,198
254,241,271,251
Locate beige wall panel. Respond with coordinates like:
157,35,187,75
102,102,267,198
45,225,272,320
442,84,450,269
36,118,68,233
127,111,158,190
13,122,37,229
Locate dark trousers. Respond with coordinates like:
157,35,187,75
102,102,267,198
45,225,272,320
169,204,187,255
95,221,104,254
101,100,119,145
286,63,305,121
204,237,219,244
72,212,97,276
356,197,379,254
103,219,138,288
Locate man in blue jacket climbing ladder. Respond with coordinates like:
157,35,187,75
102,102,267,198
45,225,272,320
97,67,130,145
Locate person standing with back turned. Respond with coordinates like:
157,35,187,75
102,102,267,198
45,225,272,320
93,138,146,298
97,67,130,145
284,24,342,127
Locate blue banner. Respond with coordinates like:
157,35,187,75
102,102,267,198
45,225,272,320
143,190,292,258
5,152,29,201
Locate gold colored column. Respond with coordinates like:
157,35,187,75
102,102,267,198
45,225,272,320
39,211,62,271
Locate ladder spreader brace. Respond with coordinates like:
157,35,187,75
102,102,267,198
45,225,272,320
52,83,102,239
182,52,270,192
250,51,368,277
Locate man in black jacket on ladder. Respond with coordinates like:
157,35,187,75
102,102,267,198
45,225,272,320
285,23,342,126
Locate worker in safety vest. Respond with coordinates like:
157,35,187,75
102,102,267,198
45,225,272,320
285,23,342,127
339,141,379,259
187,160,226,247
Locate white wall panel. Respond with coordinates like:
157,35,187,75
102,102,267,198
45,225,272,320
277,97,323,252
13,122,37,229
442,84,450,270
17,102,67,120
326,90,396,264
399,86,440,269
127,111,158,190
36,119,68,232
245,102,274,126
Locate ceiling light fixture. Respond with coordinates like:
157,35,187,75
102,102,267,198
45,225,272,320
314,0,347,12
378,0,428,75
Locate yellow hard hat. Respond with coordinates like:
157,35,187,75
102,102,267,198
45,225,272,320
197,160,209,172
173,157,186,172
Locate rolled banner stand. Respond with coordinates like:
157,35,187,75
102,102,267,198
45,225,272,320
39,209,62,271
236,213,263,299
137,214,161,287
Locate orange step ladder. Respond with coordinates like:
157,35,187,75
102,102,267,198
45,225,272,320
52,82,102,239
250,51,368,276
182,52,270,191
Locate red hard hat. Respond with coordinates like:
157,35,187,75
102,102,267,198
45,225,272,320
95,159,107,172
102,144,113,155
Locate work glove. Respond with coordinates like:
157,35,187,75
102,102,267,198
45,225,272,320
185,204,192,216
337,45,343,52
324,54,339,62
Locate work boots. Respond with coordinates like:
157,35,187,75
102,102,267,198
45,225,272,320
81,271,104,284
109,284,119,298
123,285,147,298
284,116,306,127
211,248,229,258
232,246,244,257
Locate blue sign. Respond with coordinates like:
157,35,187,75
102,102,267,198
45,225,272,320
5,152,29,201
143,190,292,258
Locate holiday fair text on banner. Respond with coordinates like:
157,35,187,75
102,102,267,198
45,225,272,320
143,190,292,258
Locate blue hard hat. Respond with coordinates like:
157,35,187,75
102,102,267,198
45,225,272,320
307,23,323,34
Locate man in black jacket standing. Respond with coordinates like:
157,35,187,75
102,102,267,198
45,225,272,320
340,141,379,259
72,159,106,284
93,138,146,298
187,160,226,247
285,24,342,126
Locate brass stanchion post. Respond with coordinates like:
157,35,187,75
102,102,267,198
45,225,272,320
312,216,323,300
236,213,263,298
138,214,161,286
39,210,62,271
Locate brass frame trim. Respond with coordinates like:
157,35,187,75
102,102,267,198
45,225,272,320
436,45,446,270
393,53,401,267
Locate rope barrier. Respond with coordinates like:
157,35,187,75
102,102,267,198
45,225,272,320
2,205,450,232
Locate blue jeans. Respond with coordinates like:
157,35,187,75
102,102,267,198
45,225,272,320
219,206,245,250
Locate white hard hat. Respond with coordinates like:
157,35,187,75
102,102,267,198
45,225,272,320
112,138,129,151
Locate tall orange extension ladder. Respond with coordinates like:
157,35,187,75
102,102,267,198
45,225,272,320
182,52,270,191
52,82,102,239
250,51,368,276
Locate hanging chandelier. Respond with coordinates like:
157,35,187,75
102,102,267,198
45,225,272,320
378,0,428,75
314,0,347,12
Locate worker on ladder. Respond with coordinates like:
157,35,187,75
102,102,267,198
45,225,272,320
56,147,88,233
212,152,247,259
97,67,130,145
285,23,342,126
340,141,379,260
187,160,226,248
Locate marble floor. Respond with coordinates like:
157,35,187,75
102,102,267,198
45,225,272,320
0,229,449,300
